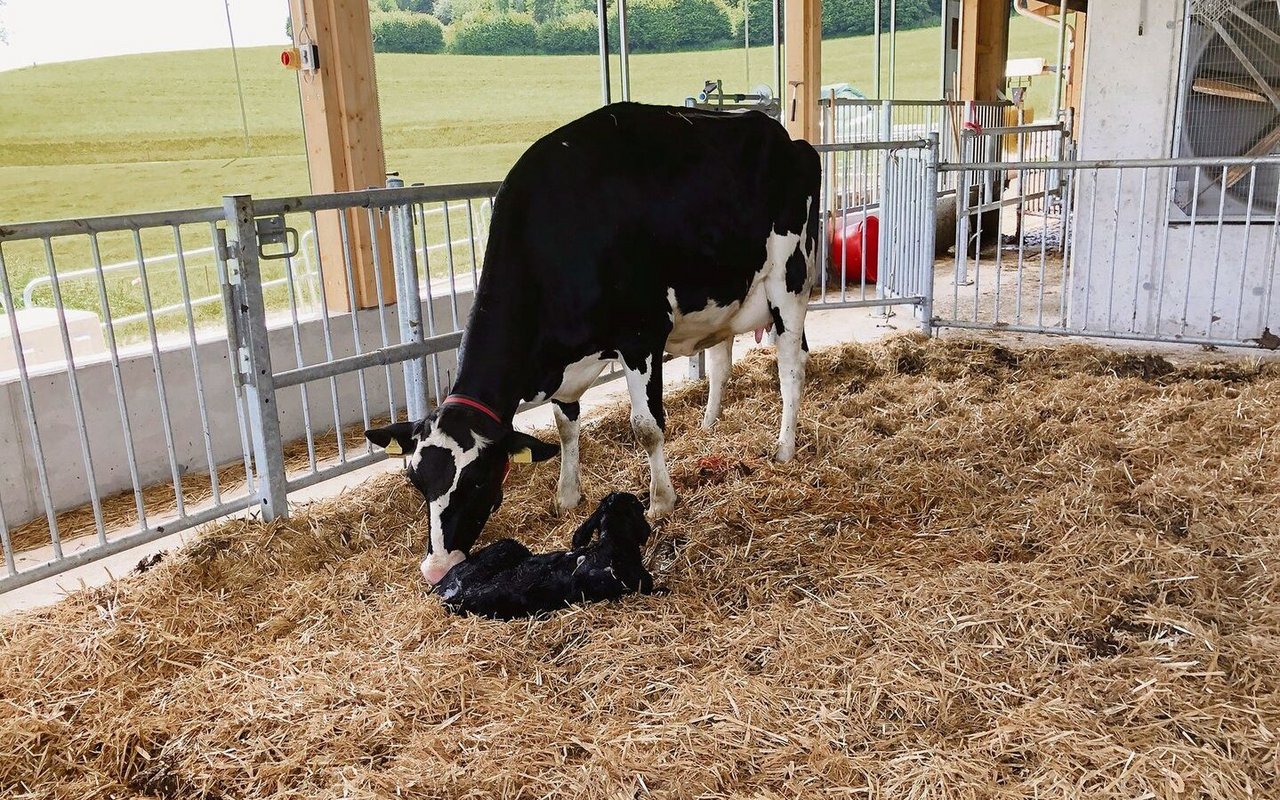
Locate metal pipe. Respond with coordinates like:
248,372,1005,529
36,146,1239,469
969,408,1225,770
131,229,188,518
0,494,259,595
307,210,348,465
171,226,223,506
42,237,107,545
223,194,289,521
773,0,781,101
596,0,612,105
889,0,897,100
874,0,882,99
273,331,465,390
618,0,631,101
387,175,428,422
0,246,62,558
1013,0,1072,116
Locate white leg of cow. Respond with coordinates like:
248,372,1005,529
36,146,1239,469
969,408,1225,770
774,321,808,462
551,400,582,514
624,355,676,519
700,337,733,430
768,231,814,463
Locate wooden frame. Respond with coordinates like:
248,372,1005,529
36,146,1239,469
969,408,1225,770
784,0,822,142
289,0,394,312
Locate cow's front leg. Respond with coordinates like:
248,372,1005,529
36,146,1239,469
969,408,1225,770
552,400,582,514
700,337,733,430
623,352,676,519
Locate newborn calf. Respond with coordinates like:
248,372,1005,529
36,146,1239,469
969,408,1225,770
435,492,655,620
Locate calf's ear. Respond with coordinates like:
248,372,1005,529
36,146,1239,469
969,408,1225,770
503,430,560,464
365,422,418,457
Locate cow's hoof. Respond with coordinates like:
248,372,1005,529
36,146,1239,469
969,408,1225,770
774,443,796,463
553,490,582,517
699,414,718,431
647,495,677,521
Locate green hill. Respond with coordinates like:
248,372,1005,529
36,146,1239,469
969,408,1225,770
0,18,1060,223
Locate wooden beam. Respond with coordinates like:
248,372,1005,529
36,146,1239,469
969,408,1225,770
289,0,394,312
784,0,821,143
958,0,1012,103
1065,10,1086,139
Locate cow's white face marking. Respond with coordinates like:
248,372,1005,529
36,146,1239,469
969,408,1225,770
413,425,492,584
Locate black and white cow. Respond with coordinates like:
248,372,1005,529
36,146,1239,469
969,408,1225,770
366,102,821,584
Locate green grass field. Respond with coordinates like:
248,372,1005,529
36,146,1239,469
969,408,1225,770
0,19,1061,337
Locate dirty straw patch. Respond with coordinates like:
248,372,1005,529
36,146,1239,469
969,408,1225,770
3,335,1280,799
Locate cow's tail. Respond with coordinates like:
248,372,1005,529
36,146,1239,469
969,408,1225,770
791,139,822,285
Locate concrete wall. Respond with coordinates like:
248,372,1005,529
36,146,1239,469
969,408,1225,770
1066,0,1280,342
0,286,474,529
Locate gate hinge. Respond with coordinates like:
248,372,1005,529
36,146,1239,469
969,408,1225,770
215,227,243,285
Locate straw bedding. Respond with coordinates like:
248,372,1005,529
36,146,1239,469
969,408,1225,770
3,335,1279,799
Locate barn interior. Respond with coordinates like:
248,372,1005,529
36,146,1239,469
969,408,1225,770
3,0,1280,796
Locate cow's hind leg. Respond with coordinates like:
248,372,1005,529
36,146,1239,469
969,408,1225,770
552,400,582,514
768,235,815,463
622,351,676,519
700,337,733,430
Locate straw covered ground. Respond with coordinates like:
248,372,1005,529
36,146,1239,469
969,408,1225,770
3,335,1279,799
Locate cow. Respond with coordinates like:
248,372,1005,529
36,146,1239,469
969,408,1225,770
365,102,821,584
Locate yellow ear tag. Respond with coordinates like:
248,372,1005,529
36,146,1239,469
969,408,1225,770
384,440,404,457
510,447,533,464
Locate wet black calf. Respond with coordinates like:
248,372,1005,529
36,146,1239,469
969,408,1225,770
435,492,655,620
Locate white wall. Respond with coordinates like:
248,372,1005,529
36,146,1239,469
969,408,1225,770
0,288,473,530
1066,0,1280,343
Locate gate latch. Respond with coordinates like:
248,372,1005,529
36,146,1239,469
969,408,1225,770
255,215,300,261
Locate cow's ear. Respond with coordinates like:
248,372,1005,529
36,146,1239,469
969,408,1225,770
503,431,559,464
365,422,418,457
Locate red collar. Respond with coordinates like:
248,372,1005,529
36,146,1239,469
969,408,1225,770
442,394,504,426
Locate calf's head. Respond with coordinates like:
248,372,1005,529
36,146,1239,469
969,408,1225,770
366,406,558,584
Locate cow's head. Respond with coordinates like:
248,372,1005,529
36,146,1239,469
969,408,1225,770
365,404,558,584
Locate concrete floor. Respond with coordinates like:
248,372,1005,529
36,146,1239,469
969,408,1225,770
1,305,916,616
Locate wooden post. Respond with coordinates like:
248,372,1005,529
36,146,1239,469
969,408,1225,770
1065,11,1086,140
784,0,821,142
958,0,1012,103
289,0,394,312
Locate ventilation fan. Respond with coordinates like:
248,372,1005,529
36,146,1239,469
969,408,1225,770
1173,0,1280,219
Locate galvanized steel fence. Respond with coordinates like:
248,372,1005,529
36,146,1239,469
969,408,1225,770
936,154,1280,348
0,180,498,592
5,128,1279,594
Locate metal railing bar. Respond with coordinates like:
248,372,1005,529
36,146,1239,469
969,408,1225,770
273,331,465,390
0,494,258,595
0,207,224,243
251,182,503,217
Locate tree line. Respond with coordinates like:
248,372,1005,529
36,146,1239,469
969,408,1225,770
287,0,945,56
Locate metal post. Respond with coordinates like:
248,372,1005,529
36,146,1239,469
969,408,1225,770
388,176,428,421
1053,0,1068,116
920,134,940,335
956,132,973,287
618,0,631,101
597,0,612,105
874,0,882,98
875,101,895,321
889,0,898,100
223,194,289,522
772,0,782,102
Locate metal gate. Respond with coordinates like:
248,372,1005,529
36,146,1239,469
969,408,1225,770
809,137,939,332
